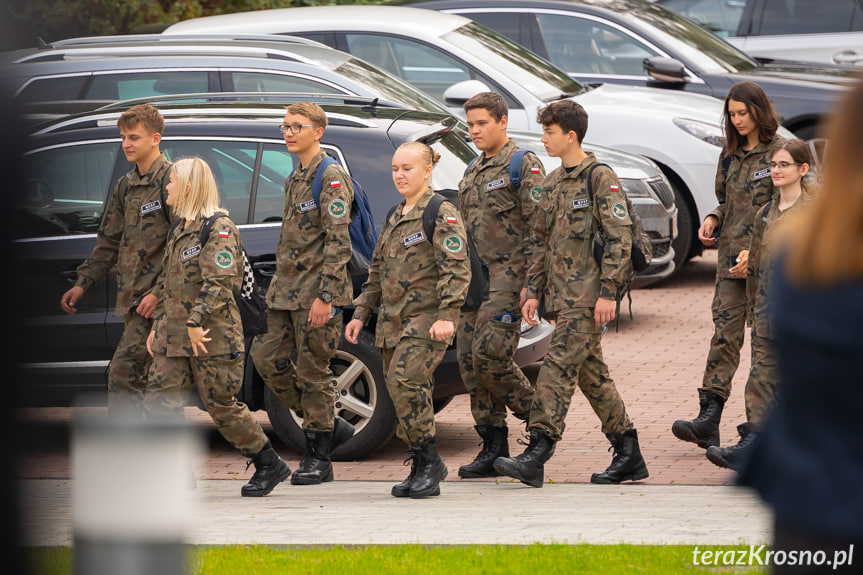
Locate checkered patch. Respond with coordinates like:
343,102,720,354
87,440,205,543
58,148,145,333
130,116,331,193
239,251,256,301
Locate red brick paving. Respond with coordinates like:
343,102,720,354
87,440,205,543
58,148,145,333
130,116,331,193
19,249,752,486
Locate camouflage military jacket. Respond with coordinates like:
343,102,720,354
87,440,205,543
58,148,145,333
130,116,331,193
746,190,812,338
74,154,173,316
151,215,244,358
458,138,546,293
353,189,471,349
267,150,354,310
526,153,633,312
710,134,784,278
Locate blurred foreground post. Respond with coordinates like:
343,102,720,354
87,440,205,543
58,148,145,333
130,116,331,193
72,405,201,575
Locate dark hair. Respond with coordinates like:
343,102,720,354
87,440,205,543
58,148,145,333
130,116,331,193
463,91,508,122
537,100,588,143
770,138,812,168
722,81,779,157
117,103,164,135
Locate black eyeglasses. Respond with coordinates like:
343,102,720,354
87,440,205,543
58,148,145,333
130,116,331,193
279,123,315,135
769,161,803,170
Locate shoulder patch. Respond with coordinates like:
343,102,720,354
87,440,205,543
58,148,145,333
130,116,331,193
611,202,628,220
530,186,542,203
328,198,348,219
443,235,464,254
215,250,233,269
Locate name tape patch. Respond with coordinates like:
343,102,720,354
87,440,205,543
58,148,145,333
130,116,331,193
299,199,318,212
487,179,506,190
141,200,162,215
753,168,771,180
403,231,425,247
182,245,202,260
572,198,590,210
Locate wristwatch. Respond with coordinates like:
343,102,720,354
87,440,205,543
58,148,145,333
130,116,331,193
317,291,333,304
186,320,201,328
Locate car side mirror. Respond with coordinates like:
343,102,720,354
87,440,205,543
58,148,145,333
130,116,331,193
443,80,490,106
644,57,689,84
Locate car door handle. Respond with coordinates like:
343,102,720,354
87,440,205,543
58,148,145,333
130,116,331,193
61,270,79,283
832,50,863,65
253,261,277,277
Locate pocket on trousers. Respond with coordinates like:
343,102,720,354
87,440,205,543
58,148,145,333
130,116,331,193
308,309,342,358
479,317,521,361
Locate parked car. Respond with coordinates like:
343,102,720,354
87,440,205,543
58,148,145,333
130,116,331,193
656,0,863,66
15,98,555,460
164,4,728,275
405,0,854,141
1,33,677,284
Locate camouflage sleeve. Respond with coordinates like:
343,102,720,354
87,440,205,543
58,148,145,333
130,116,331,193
525,179,554,301
149,168,176,301
519,152,546,289
74,177,125,291
745,204,767,326
708,154,727,226
594,167,633,300
318,164,354,297
434,202,471,325
187,219,241,328
152,229,172,322
352,230,385,326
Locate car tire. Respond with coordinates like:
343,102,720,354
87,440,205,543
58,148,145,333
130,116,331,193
263,328,395,461
670,181,695,276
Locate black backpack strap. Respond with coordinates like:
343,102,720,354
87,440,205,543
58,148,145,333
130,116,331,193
423,193,448,244
199,212,231,247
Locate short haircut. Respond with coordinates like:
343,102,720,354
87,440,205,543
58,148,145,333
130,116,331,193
463,91,508,122
537,100,588,143
171,157,224,221
286,101,328,129
117,103,164,135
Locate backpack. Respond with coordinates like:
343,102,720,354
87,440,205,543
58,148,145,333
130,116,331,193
291,155,377,277
464,148,528,188
170,213,268,338
584,162,653,330
386,193,490,311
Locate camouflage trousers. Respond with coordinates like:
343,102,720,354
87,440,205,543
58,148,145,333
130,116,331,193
744,334,778,431
529,309,632,442
145,352,268,458
250,308,340,432
457,290,534,427
382,337,447,446
701,277,748,401
107,310,155,419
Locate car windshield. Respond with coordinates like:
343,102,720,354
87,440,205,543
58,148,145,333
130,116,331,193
334,56,455,115
625,3,758,73
443,22,586,101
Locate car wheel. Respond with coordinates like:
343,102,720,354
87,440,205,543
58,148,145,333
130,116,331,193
264,328,395,461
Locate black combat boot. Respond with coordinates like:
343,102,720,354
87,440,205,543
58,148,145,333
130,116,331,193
492,428,556,488
290,429,334,485
706,423,757,471
330,415,356,456
241,440,291,497
671,389,725,448
391,445,421,498
408,439,449,499
590,428,650,484
458,425,509,479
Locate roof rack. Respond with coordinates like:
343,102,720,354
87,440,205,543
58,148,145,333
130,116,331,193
46,33,325,49
92,92,407,112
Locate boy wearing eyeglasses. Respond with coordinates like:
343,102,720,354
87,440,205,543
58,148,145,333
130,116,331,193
250,102,356,487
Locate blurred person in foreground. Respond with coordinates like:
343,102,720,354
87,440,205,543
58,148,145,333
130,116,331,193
738,77,863,573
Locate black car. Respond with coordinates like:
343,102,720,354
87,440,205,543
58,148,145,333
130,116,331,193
14,96,554,460
405,0,855,142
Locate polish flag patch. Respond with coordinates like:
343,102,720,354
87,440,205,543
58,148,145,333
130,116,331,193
330,180,341,188
610,185,619,192
446,216,458,224
218,230,230,238
530,167,541,174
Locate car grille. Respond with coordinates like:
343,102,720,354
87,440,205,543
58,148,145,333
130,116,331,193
649,179,675,210
651,239,671,258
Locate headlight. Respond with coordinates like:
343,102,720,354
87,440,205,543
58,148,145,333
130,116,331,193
674,118,725,147
619,178,652,198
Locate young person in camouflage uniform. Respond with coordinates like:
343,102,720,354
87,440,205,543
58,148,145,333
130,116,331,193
455,92,546,480
345,142,471,499
249,102,355,487
60,104,173,418
673,81,784,452
145,157,290,497
493,100,649,487
706,139,813,471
